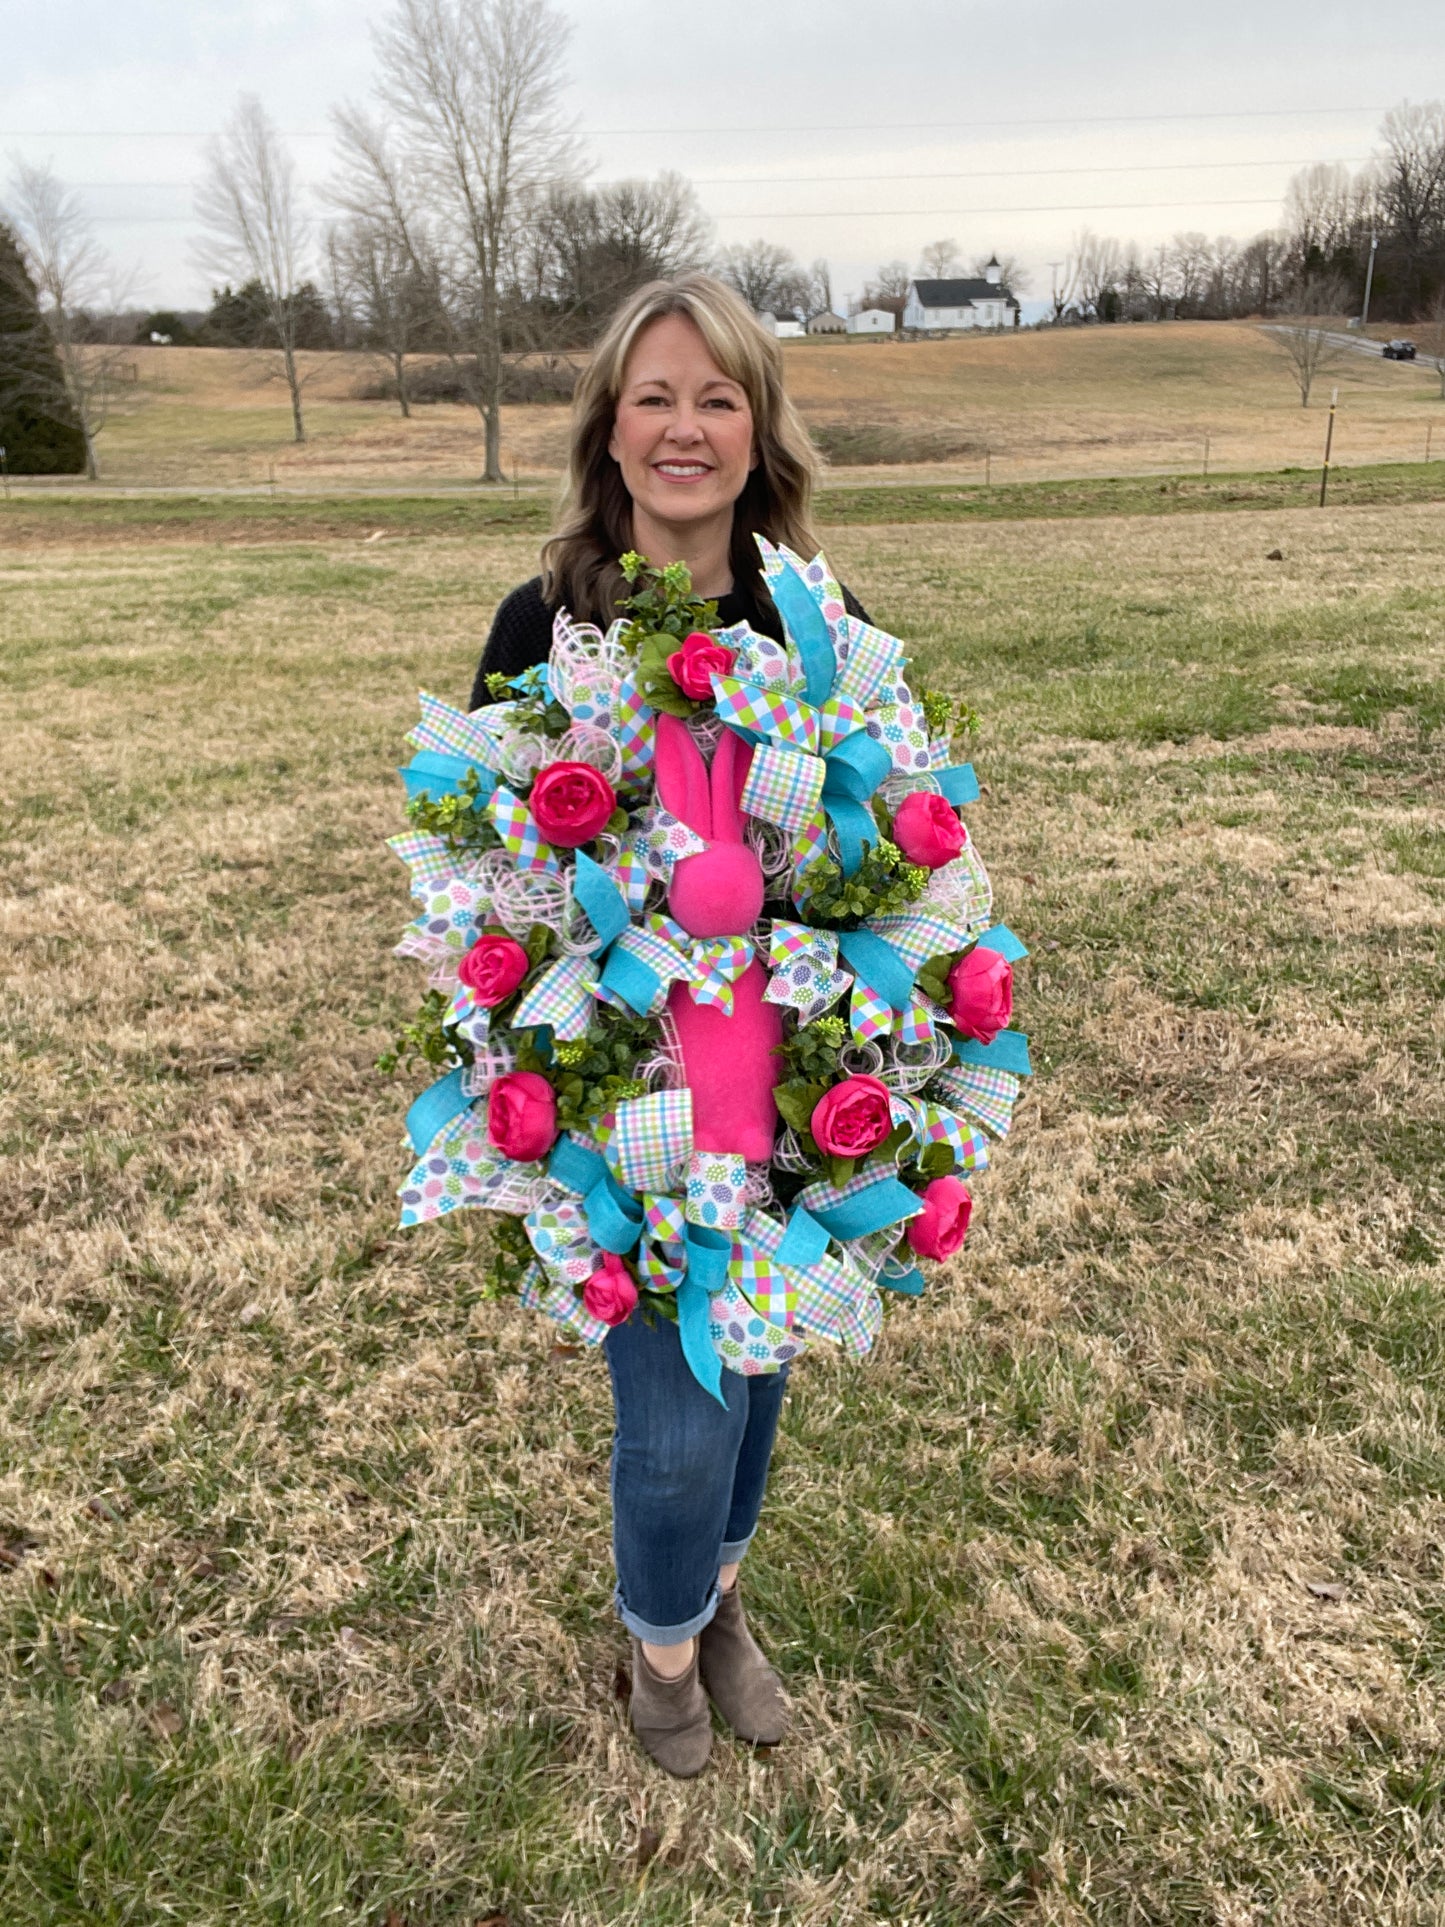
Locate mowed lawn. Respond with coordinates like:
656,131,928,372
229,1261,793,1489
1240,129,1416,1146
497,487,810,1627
2,500,1444,1924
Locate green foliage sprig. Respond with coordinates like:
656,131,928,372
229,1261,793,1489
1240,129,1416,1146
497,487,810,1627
513,1007,658,1135
802,837,929,929
376,988,474,1078
405,766,500,858
919,686,979,739
484,666,572,741
617,553,721,720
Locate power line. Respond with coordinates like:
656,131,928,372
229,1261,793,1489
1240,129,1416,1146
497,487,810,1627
58,156,1369,194
81,195,1301,227
0,104,1384,140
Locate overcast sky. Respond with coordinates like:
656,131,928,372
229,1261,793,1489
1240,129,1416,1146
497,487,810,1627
4,0,1443,313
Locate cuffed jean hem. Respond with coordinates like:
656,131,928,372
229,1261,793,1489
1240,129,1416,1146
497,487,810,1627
614,1580,721,1646
718,1526,757,1566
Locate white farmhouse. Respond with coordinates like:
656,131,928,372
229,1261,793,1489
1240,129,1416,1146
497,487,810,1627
755,310,805,339
903,257,1019,333
847,308,896,335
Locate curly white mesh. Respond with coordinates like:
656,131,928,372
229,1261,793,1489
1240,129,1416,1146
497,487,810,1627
548,613,629,723
634,1007,686,1089
921,841,993,930
880,769,943,811
686,709,728,760
463,1038,518,1094
835,1226,900,1279
838,1040,886,1077
486,862,570,941
555,877,604,957
537,721,624,787
495,716,551,786
743,1163,779,1210
746,816,797,884
772,1128,815,1174
483,1167,560,1215
879,1031,953,1092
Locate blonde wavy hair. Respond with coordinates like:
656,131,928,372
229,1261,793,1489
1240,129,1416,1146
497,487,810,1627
540,272,820,626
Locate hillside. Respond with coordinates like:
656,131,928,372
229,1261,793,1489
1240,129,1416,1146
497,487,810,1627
44,320,1445,490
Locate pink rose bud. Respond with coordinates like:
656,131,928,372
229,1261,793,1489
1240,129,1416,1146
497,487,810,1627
947,947,1013,1045
582,1250,638,1327
486,1070,558,1164
891,790,966,870
456,932,530,1007
810,1074,894,1159
666,630,737,703
906,1176,973,1260
528,760,617,848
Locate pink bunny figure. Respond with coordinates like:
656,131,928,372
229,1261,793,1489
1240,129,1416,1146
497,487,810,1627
654,714,782,1163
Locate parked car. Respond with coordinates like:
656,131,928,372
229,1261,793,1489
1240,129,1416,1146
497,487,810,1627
1382,339,1418,360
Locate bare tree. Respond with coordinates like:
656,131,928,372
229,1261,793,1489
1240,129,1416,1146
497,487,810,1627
918,238,961,278
1072,230,1122,320
1137,242,1176,320
1270,274,1348,405
340,0,578,483
805,255,834,318
195,97,313,442
1376,101,1445,310
716,239,808,318
861,258,912,317
1425,283,1445,399
329,212,433,413
5,162,134,479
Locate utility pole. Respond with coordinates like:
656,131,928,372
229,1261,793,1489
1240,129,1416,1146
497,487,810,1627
1360,230,1379,330
1048,260,1064,322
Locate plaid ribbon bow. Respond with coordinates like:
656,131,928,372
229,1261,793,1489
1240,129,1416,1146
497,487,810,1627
763,921,851,1022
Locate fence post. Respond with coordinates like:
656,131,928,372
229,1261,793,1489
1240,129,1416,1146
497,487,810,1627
1318,389,1338,507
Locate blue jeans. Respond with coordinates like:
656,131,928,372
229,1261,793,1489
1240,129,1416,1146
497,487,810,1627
604,1308,789,1644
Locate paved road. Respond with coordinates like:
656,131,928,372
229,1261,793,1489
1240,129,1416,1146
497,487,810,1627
1261,323,1438,372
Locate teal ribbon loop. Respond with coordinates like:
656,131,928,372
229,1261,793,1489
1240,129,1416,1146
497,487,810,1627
547,1134,643,1252
837,927,916,1013
975,924,1028,963
805,1175,923,1242
399,749,498,804
821,731,892,875
679,1226,730,1405
405,1065,473,1154
953,1030,1033,1077
776,1203,830,1269
936,763,980,807
598,945,661,1017
768,564,837,706
573,850,630,954
880,1264,926,1296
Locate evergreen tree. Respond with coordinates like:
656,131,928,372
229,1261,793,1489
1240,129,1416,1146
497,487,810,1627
0,220,86,475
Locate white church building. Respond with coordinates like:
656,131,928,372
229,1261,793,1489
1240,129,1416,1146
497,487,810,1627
902,257,1020,333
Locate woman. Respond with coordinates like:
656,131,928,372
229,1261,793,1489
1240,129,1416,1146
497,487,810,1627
473,273,870,1777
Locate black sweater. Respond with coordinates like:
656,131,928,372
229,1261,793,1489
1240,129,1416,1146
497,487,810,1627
469,573,871,711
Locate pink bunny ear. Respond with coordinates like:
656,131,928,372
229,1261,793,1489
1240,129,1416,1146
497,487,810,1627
707,727,754,844
654,713,712,838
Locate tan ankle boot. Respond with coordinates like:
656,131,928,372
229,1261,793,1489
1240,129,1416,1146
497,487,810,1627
628,1638,712,1777
698,1585,788,1745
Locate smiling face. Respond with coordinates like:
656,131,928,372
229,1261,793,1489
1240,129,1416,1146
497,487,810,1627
607,312,757,547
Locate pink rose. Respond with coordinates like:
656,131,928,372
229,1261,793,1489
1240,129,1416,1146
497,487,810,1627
947,947,1013,1045
906,1176,973,1260
486,1070,558,1163
582,1250,638,1326
811,1074,893,1159
529,760,617,848
892,791,966,870
457,932,530,1006
666,630,736,702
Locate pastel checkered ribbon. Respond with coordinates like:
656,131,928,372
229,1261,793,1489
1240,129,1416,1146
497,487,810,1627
607,1088,694,1193
931,1062,1021,1138
647,914,753,1016
512,952,598,1041
739,1206,882,1354
388,831,460,897
487,785,560,875
763,921,851,1022
612,675,656,785
410,690,507,768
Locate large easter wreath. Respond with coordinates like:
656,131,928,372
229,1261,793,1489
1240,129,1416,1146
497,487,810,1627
384,541,1030,1399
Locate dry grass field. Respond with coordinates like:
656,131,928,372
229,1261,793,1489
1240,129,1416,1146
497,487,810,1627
62,321,1445,492
2,494,1445,1923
